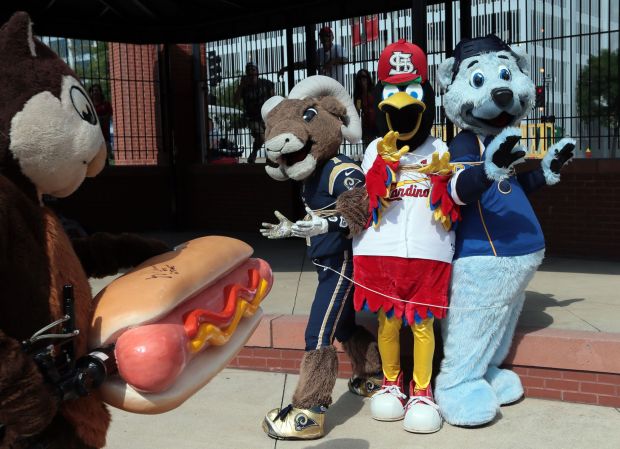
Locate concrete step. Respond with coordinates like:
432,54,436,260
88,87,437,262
230,313,620,409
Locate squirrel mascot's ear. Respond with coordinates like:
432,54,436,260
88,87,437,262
437,57,455,92
0,11,37,58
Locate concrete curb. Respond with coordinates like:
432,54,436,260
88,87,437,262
232,314,620,408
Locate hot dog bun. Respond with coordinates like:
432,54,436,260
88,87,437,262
88,236,272,414
89,236,254,348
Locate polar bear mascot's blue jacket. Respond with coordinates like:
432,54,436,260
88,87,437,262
433,34,576,426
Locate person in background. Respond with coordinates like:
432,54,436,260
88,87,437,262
234,62,275,164
278,26,349,87
207,117,222,153
88,84,113,163
354,69,378,148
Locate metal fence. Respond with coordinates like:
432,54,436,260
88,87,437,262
41,0,620,165
206,0,618,162
39,37,162,165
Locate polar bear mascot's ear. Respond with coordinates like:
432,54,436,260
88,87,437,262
437,57,456,93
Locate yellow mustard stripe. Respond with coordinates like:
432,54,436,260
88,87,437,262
477,201,497,256
189,277,269,353
243,278,269,317
328,163,363,195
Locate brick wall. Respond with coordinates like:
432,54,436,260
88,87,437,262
513,366,620,407
227,348,620,408
527,159,620,259
226,316,620,409
109,43,160,165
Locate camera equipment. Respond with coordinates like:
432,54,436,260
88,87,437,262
21,284,117,401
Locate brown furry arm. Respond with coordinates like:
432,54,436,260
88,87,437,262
0,330,59,445
336,186,370,236
72,233,170,278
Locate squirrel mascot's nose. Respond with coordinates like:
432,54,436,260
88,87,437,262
492,87,513,108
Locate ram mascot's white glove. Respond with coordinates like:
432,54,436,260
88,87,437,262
291,207,329,238
260,211,295,239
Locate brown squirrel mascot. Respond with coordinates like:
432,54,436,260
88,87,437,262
0,12,170,449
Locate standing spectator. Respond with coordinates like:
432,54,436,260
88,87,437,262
278,26,349,87
354,69,378,147
88,84,113,163
234,62,275,164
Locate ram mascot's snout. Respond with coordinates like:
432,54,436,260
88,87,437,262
261,75,362,181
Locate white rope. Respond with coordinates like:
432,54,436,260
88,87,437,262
312,259,504,311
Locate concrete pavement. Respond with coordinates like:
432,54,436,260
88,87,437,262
90,230,620,448
105,368,620,449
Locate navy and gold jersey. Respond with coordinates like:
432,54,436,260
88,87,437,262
449,130,546,258
302,155,364,259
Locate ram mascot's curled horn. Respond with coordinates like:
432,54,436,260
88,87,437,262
261,75,362,181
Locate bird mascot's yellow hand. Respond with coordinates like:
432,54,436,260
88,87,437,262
417,151,462,231
377,131,409,163
365,131,409,229
417,151,453,175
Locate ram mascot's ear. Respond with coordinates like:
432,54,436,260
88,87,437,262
261,96,284,122
288,75,362,144
437,56,456,92
318,96,346,119
510,44,531,76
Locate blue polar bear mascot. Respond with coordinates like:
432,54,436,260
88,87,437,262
433,34,576,426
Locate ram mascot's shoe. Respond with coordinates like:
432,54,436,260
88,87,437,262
403,383,442,433
348,373,383,397
262,404,326,440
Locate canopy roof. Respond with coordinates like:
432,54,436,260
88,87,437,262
0,0,444,44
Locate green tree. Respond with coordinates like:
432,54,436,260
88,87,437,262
212,77,240,109
209,75,248,132
576,49,619,157
62,39,110,99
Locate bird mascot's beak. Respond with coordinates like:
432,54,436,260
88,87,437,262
379,91,426,141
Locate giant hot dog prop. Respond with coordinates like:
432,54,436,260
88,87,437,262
88,236,273,414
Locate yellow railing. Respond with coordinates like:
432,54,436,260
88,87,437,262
431,123,558,159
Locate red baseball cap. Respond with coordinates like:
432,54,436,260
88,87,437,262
319,26,333,38
378,39,428,84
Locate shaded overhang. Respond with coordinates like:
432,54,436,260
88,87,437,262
1,0,447,43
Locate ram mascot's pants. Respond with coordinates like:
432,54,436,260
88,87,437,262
291,251,382,409
435,250,544,426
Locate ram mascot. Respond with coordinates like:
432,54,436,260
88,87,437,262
259,75,383,440
0,11,175,448
433,34,575,426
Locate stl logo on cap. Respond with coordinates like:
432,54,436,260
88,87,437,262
389,51,415,76
378,39,428,85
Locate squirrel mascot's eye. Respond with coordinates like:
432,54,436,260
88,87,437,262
469,71,485,88
498,66,512,81
70,86,98,125
405,83,424,101
381,84,399,100
302,107,318,122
